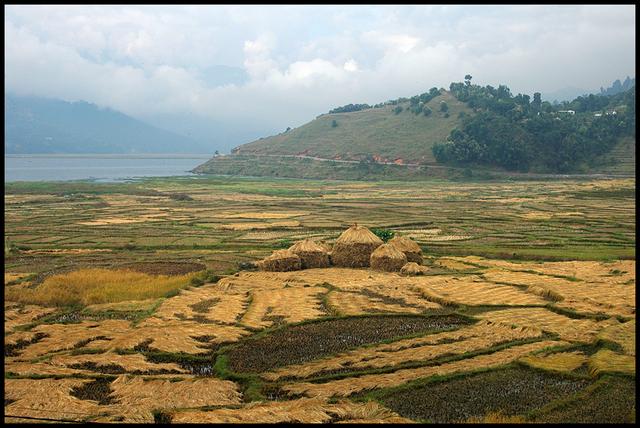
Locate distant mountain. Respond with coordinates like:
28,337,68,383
4,94,210,154
141,112,278,155
600,76,635,97
543,76,636,103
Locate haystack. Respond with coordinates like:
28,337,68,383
370,244,407,272
257,249,302,272
331,225,383,268
400,262,429,276
288,239,330,269
389,236,423,264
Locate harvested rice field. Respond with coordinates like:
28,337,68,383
4,176,636,423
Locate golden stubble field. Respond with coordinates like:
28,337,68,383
3,177,636,423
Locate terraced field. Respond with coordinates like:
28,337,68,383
4,176,636,423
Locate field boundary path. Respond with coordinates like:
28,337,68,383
221,153,636,179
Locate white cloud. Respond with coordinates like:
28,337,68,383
243,34,279,80
286,59,346,82
375,33,420,53
343,59,358,72
4,5,636,137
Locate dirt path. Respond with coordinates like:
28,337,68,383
228,153,635,179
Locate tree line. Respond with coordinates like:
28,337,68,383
432,76,635,173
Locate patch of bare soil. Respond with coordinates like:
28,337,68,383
70,378,118,405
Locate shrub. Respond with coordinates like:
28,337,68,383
328,103,371,114
190,277,205,287
371,228,395,242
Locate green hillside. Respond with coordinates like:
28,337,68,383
195,80,635,180
235,91,471,164
589,136,636,175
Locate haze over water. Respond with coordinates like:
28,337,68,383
4,154,212,182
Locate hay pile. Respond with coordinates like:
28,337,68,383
389,236,423,263
331,225,383,268
257,250,302,272
370,244,407,272
400,262,429,276
289,239,330,269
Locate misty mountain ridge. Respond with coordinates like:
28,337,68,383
141,112,278,155
4,94,211,154
600,76,635,96
543,76,635,103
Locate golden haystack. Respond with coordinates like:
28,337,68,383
370,244,407,272
400,262,429,276
389,236,423,264
257,249,302,272
288,239,330,269
330,225,383,268
317,241,332,253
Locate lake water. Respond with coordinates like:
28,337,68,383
4,154,213,182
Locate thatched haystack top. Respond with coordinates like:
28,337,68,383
336,225,383,245
288,239,328,254
318,241,332,252
258,249,302,272
288,239,330,269
389,236,421,253
371,243,406,260
389,235,422,264
370,243,407,272
264,249,299,260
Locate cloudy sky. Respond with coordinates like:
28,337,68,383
4,4,636,147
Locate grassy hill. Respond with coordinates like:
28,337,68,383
588,136,636,175
195,83,635,180
236,91,471,164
